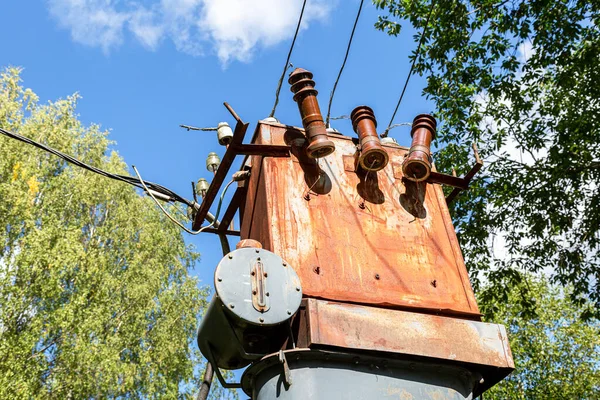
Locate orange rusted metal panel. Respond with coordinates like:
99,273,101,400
301,298,513,394
241,120,479,317
304,298,513,369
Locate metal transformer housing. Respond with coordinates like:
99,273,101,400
242,349,479,400
215,247,302,326
197,248,302,370
240,120,479,317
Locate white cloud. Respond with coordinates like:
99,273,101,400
47,0,333,64
128,6,165,50
199,0,331,63
48,0,130,53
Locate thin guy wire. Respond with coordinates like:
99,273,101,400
0,126,192,206
133,165,234,235
382,1,436,137
269,0,307,118
325,0,365,128
381,122,412,135
330,115,350,121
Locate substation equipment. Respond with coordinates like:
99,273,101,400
194,68,514,399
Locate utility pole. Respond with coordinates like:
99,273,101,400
194,68,513,399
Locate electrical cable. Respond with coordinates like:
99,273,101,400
381,0,436,137
330,115,350,121
325,0,365,128
268,0,307,118
0,126,193,206
133,165,234,236
383,122,412,135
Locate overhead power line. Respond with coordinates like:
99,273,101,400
0,127,192,206
325,0,365,128
382,0,436,138
133,166,234,235
269,0,307,118
386,122,413,132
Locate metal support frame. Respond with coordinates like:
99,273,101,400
192,103,291,231
414,142,483,204
444,143,483,204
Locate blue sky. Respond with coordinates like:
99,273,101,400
1,3,434,389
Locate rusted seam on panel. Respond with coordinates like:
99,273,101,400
434,182,476,311
303,294,482,320
247,156,264,240
497,325,513,366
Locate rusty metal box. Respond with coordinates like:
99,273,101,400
241,121,479,317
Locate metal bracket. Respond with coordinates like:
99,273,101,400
279,350,293,387
444,142,483,204
204,344,242,389
192,102,291,231
421,142,483,204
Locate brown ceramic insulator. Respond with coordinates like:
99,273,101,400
350,106,389,172
288,68,335,159
402,114,437,182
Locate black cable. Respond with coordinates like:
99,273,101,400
0,127,193,206
382,1,436,137
325,0,365,127
269,0,307,118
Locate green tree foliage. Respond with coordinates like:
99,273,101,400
374,0,600,317
484,276,600,399
0,67,223,398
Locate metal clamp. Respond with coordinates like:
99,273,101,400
279,350,293,387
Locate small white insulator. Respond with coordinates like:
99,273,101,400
217,122,233,146
206,152,221,173
196,178,210,198
262,116,280,123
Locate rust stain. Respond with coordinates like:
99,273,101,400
240,121,480,316
304,298,514,371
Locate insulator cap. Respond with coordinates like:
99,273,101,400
351,106,389,172
217,122,233,146
196,178,210,197
206,152,221,173
288,67,335,159
403,114,437,182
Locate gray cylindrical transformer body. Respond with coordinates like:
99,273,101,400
242,350,478,400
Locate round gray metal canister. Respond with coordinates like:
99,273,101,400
242,349,478,400
197,248,302,370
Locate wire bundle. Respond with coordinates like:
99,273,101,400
0,127,192,207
